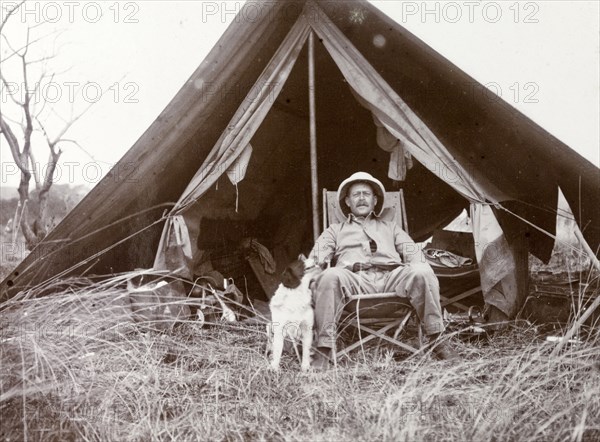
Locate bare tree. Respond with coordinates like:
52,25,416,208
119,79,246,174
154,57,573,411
1,2,92,249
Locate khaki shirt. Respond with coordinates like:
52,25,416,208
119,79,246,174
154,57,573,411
309,213,424,270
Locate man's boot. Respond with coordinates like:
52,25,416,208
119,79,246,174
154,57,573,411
429,333,459,360
312,347,332,370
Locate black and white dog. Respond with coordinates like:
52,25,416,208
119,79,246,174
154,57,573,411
268,255,322,371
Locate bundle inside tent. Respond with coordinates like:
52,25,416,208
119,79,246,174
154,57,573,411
1,1,598,325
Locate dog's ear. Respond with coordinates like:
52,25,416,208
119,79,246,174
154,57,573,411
281,262,303,289
297,253,307,262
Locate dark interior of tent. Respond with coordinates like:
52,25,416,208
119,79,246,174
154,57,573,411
185,39,471,301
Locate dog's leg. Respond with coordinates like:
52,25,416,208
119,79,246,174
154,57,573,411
270,322,284,371
301,322,313,372
265,323,273,357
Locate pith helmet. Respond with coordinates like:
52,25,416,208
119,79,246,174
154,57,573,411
337,171,385,217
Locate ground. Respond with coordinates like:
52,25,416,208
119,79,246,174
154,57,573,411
0,275,598,442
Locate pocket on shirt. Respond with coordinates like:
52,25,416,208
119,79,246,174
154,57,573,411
362,241,371,255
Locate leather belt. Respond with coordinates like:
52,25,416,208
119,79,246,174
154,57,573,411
352,262,401,273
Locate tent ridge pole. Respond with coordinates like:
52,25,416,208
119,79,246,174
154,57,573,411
309,31,319,243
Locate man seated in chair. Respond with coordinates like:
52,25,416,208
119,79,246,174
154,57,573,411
309,171,458,369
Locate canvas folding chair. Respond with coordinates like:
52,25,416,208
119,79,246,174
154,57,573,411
424,231,483,314
436,265,482,313
322,189,421,359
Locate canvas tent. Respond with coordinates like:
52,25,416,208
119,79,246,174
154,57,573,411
1,0,598,320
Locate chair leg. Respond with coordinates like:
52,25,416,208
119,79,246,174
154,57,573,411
395,310,423,349
357,323,419,354
440,286,482,312
392,310,423,351
336,319,419,357
393,310,413,340
337,319,402,357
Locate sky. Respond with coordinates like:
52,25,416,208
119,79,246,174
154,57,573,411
1,0,598,192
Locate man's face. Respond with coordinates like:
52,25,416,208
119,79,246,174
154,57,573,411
345,182,377,217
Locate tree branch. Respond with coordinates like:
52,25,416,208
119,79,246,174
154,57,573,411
0,30,58,65
0,71,24,106
18,31,35,166
0,1,25,34
39,97,97,153
28,149,41,188
56,139,98,162
41,148,62,193
0,115,28,172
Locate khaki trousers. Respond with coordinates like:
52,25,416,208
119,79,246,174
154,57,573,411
313,263,445,348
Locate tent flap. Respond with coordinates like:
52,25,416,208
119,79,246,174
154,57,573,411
305,1,503,204
471,203,516,317
172,13,311,215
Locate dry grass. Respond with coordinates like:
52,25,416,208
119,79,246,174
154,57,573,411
1,275,599,442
